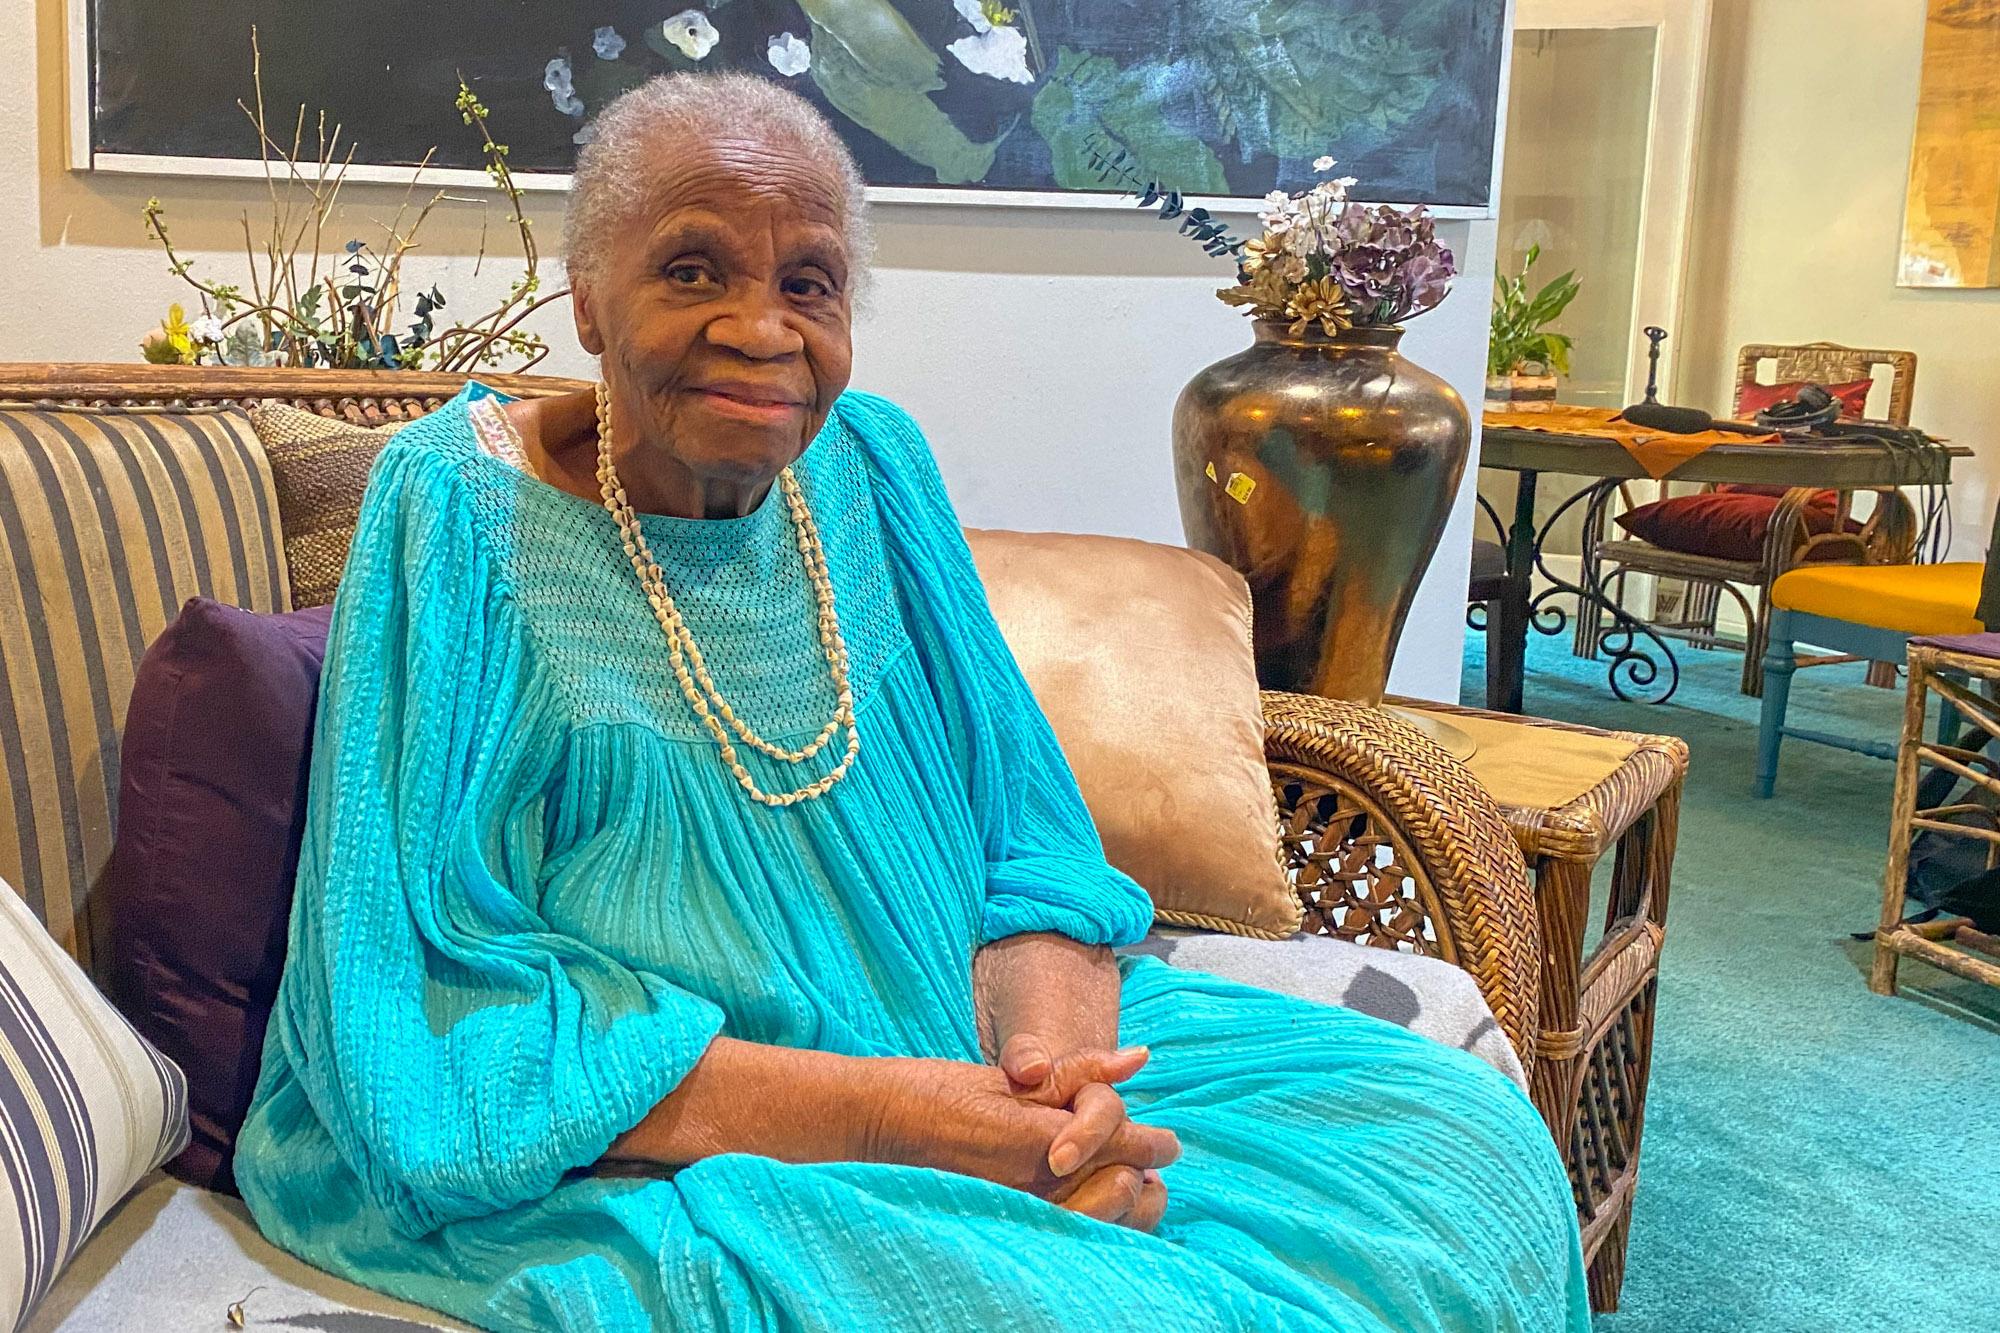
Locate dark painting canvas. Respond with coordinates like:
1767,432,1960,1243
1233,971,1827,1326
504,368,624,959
92,1,1505,207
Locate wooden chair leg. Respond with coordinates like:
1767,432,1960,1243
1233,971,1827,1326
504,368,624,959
1682,578,1721,650
1873,653,1931,995
1741,581,1773,698
1573,502,1604,661
1586,1207,1633,1313
1527,860,1588,1151
1756,610,1797,797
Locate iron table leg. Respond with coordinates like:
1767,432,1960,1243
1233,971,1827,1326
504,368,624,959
1535,481,1682,704
1494,470,1539,713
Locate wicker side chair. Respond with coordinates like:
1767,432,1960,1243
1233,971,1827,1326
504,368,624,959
1574,342,1920,696
3,364,1639,1308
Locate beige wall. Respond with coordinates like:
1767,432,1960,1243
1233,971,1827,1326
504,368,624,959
1682,0,2000,559
4,0,1503,700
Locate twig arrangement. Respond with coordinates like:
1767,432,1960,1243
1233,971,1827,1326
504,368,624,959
140,28,563,372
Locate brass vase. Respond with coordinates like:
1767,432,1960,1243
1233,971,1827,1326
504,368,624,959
1173,320,1472,706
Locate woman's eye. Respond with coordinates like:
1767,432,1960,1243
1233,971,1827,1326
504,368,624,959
665,263,713,287
785,275,834,299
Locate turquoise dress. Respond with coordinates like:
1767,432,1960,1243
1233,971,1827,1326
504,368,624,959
236,385,1587,1332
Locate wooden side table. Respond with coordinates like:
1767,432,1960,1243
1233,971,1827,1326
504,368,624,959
1394,699,1688,1314
1876,635,2000,995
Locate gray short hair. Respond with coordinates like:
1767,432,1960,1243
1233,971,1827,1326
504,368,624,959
564,73,873,298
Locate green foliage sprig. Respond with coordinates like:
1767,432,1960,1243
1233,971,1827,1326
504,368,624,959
1488,244,1580,378
1084,134,1245,259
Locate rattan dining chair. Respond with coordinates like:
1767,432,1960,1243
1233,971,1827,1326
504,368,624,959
1575,342,1919,697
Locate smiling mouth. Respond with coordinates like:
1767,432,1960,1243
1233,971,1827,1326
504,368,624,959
696,384,804,409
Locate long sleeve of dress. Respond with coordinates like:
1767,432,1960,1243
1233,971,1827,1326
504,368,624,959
844,393,1154,949
266,442,725,1238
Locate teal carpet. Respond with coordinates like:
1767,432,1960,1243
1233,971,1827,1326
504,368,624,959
1458,633,2000,1332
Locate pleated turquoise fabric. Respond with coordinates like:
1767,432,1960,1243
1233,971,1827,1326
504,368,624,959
236,385,1588,1332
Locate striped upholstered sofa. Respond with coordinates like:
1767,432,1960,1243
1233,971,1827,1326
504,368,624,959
0,364,1584,1327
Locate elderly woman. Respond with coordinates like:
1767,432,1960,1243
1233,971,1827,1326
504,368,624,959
237,74,1585,1331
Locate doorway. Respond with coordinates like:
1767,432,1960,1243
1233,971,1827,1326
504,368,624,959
1480,0,1716,595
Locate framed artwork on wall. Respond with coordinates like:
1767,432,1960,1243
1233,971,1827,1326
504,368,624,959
74,0,1509,215
1899,0,2000,287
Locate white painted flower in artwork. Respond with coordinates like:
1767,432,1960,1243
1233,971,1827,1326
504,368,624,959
1313,155,1337,172
767,32,811,77
544,57,583,116
948,26,1032,83
593,26,626,60
663,11,720,61
952,0,994,33
187,314,225,344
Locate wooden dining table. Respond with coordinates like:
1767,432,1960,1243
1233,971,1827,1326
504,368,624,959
1478,423,1966,712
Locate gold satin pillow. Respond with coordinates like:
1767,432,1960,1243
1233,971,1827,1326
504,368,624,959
966,529,1301,939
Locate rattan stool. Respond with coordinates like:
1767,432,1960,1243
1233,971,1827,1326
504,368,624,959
1875,634,2000,996
1394,699,1687,1313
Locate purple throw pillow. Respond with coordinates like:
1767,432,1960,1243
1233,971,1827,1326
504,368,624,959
101,598,332,1194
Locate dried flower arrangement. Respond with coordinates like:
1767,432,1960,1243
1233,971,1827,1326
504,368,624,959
140,31,565,372
1090,139,1458,337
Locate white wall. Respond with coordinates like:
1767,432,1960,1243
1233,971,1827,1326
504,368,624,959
1680,0,2000,560
5,0,1496,700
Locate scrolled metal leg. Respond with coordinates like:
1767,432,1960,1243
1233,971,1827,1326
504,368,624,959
1528,481,1681,704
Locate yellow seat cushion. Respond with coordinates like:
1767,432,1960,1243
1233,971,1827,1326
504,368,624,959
1771,562,1984,635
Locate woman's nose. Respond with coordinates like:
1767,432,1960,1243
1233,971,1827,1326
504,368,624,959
704,293,805,360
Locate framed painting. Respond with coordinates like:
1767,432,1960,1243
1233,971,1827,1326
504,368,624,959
77,0,1509,214
1900,0,2000,287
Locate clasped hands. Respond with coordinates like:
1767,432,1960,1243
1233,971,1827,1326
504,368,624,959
869,1034,1178,1233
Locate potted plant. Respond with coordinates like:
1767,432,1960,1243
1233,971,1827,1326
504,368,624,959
1486,244,1580,411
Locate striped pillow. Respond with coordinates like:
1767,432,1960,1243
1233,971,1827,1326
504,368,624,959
0,406,289,975
0,875,188,1331
248,403,407,609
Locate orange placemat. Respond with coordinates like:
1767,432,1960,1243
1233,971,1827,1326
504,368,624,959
1483,405,1781,479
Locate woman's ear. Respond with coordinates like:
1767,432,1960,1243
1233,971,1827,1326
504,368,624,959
572,280,607,357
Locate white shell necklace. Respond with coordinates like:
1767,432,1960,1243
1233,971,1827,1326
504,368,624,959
487,387,859,806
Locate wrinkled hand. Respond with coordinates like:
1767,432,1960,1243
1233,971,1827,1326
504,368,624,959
997,1035,1172,1232
865,1054,1177,1229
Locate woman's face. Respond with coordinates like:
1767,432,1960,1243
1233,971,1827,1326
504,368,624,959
574,136,855,493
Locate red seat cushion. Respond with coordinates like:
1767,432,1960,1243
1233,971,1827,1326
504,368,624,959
1736,377,1875,420
1615,489,1860,563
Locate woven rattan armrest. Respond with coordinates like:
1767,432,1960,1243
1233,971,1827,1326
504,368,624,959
1259,691,1542,1069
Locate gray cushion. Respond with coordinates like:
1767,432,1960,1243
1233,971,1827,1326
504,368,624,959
23,1173,465,1332
1122,929,1527,1090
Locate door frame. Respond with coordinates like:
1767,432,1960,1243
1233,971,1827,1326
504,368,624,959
1513,0,1714,405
